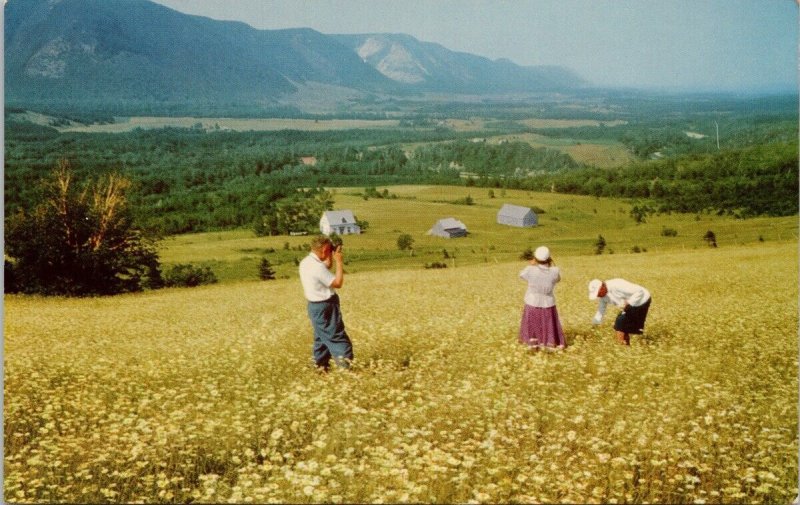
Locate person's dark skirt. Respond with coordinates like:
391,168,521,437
614,298,652,334
519,305,566,348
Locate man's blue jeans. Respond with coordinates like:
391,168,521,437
306,294,353,369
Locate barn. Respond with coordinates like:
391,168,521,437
428,218,468,238
320,210,361,236
496,203,538,227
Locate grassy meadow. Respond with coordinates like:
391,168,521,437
4,236,797,503
158,186,799,283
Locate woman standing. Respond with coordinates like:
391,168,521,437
519,246,567,349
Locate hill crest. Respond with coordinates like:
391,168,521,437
5,0,586,110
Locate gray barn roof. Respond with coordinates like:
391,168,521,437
436,217,467,230
497,203,534,218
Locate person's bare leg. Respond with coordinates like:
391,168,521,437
616,330,630,345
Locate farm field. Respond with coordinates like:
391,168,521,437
484,133,636,168
401,133,635,168
157,186,799,283
55,117,404,133
4,241,797,503
30,114,635,169
438,118,627,132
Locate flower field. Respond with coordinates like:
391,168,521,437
4,242,798,503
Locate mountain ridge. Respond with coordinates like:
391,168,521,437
5,0,587,111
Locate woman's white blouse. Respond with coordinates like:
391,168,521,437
519,264,561,308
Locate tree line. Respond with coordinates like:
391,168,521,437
5,125,578,234
521,141,798,217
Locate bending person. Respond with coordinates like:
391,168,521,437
588,278,651,345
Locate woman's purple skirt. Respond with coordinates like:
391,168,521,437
519,305,566,348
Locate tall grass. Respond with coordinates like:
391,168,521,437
4,242,797,503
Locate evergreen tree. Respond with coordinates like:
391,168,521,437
594,235,607,255
703,230,718,248
259,258,276,280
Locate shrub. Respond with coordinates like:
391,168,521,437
630,203,653,224
661,227,678,237
163,264,218,288
4,160,162,296
397,233,415,251
424,261,448,269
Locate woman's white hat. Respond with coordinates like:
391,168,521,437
534,246,550,262
588,279,603,300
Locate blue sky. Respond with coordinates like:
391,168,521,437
151,0,798,92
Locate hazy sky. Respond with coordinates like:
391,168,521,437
151,0,798,92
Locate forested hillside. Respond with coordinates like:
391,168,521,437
4,124,583,234
5,92,797,235
526,142,798,218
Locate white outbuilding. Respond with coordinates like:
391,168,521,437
320,210,361,235
428,217,468,238
496,203,538,227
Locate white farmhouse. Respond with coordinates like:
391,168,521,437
320,210,361,236
497,203,537,228
428,217,468,238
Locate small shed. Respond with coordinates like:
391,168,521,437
320,210,361,236
428,217,468,238
497,203,537,228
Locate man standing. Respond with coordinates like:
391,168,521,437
299,236,353,370
588,278,652,345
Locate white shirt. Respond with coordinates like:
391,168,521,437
519,264,561,308
593,278,651,323
299,252,336,302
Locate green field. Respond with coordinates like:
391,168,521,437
157,186,799,283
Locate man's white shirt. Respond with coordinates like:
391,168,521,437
593,278,651,324
299,252,336,302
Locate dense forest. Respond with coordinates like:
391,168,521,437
522,141,798,218
5,93,798,236
4,124,581,234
